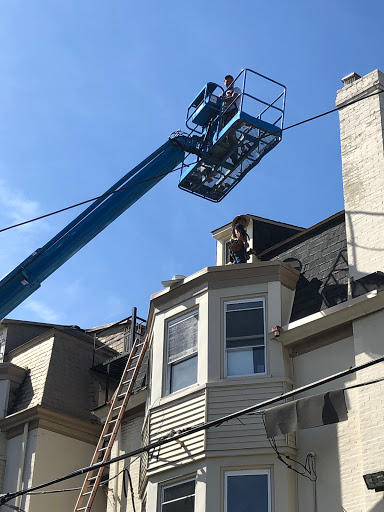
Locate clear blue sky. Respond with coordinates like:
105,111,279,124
1,0,383,327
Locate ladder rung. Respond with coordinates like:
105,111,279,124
74,334,148,512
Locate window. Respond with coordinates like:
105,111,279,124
224,240,232,264
225,470,270,512
0,334,5,363
167,310,198,393
225,299,265,377
161,478,195,512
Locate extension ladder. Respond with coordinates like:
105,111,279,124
73,336,149,512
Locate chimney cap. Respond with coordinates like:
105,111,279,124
341,72,361,86
161,274,186,288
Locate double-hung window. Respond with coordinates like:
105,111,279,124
161,478,195,512
167,310,198,394
225,470,270,512
225,298,266,377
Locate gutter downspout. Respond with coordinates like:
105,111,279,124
15,422,29,510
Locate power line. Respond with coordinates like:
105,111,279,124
1,352,384,506
1,88,383,236
282,88,383,132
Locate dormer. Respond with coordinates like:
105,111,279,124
212,214,304,266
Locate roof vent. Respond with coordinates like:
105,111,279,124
341,72,361,87
161,275,186,288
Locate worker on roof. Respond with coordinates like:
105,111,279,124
228,214,250,264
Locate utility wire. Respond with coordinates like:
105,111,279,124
1,88,383,236
282,88,383,132
25,454,141,496
0,163,184,234
1,353,384,506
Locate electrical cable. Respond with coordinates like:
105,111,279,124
0,163,185,234
282,88,384,133
262,413,317,481
1,88,383,236
25,454,141,496
1,353,384,506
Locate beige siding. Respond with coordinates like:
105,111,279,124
8,337,54,413
206,381,290,452
139,416,149,494
108,415,144,512
147,390,206,473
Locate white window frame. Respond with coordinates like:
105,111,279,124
224,470,271,512
224,297,266,378
166,310,198,394
0,334,5,363
161,477,196,512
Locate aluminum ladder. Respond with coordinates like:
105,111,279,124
73,336,148,512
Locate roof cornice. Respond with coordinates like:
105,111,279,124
0,405,102,444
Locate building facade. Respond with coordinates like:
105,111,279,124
1,68,384,512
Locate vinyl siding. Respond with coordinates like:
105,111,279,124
147,389,206,474
206,380,293,452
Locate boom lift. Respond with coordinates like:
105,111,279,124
0,69,286,320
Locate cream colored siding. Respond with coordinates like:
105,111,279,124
148,390,205,473
206,381,289,452
108,415,144,512
8,337,54,412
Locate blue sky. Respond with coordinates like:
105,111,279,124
0,0,383,327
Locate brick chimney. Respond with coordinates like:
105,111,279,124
336,69,384,281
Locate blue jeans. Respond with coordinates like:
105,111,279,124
232,250,247,264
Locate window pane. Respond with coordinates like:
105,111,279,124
164,480,195,502
227,473,269,512
162,480,195,512
253,347,265,373
168,312,198,363
227,349,255,376
171,355,197,392
227,301,263,311
162,496,194,512
227,337,264,349
226,308,264,339
227,348,265,376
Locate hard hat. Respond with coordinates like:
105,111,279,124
232,214,251,229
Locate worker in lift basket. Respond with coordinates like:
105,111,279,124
228,215,250,264
220,75,241,163
221,75,241,125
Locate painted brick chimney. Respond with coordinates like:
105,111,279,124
336,69,384,281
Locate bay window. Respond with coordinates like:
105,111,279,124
167,310,198,393
225,298,266,377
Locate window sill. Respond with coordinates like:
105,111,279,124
156,383,204,408
207,374,294,387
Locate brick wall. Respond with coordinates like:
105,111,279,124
336,69,384,281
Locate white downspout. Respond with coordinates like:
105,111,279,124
15,422,29,510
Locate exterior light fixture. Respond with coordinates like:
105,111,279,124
363,472,384,492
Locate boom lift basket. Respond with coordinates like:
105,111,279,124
178,69,286,202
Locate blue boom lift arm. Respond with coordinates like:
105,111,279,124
0,69,286,320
